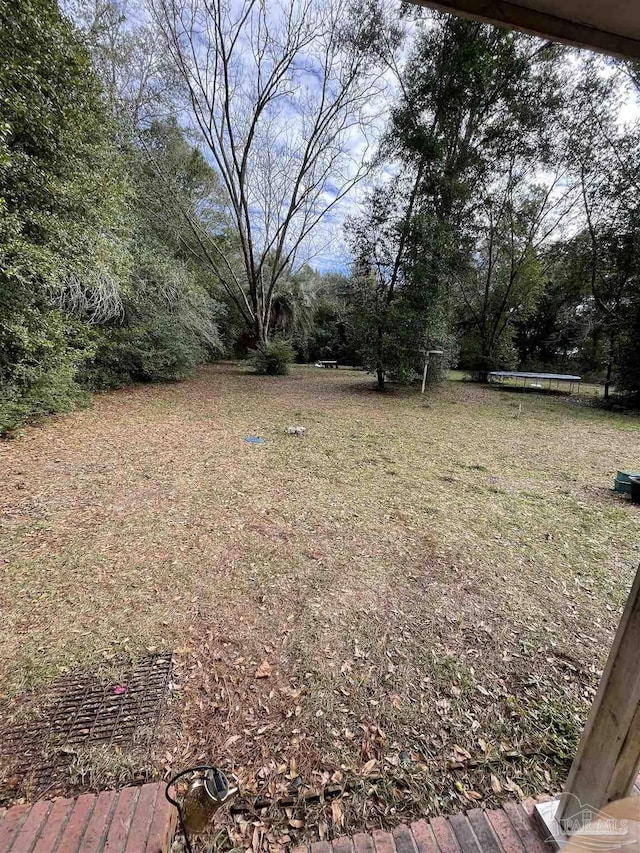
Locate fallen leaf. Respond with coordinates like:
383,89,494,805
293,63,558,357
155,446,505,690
453,744,472,760
331,800,344,829
255,660,272,678
504,778,525,798
361,758,377,776
289,819,304,829
465,789,482,801
490,774,502,794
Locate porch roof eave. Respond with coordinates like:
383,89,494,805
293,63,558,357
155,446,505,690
409,0,640,61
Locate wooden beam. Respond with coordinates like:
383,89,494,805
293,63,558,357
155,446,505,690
557,564,640,826
421,356,429,393
412,0,640,61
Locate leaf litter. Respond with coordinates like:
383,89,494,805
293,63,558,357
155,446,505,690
0,364,639,849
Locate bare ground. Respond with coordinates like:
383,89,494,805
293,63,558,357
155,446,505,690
1,363,638,848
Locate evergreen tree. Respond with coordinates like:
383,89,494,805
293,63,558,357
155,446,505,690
0,0,129,432
348,13,565,388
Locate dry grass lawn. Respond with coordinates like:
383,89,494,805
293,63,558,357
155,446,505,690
1,363,639,845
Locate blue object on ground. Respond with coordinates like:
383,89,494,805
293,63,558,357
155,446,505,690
245,436,264,444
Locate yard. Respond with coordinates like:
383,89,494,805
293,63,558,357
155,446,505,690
1,364,639,844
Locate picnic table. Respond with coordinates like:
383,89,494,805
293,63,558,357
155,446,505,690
316,360,338,368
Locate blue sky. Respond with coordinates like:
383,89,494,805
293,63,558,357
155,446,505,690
67,0,640,277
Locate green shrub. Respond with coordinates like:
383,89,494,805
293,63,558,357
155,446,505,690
250,339,294,375
83,317,210,390
0,0,126,434
0,306,93,434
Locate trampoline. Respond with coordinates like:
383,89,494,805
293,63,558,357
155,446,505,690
488,371,581,393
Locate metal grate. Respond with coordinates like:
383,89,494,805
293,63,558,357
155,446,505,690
0,653,172,802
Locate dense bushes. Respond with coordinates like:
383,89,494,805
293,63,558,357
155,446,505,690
0,307,93,434
0,2,224,434
84,294,222,389
0,0,124,433
250,339,295,375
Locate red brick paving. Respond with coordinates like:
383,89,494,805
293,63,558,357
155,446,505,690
32,798,74,853
449,812,482,852
0,786,567,852
352,832,376,853
429,816,460,853
466,809,502,853
11,800,51,853
332,836,355,853
392,824,418,853
1,772,637,851
485,809,527,852
408,820,438,853
0,804,29,851
0,784,175,853
57,794,96,853
292,801,553,852
501,802,548,853
124,781,158,853
372,829,397,853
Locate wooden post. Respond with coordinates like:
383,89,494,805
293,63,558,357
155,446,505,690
421,355,429,394
557,564,640,825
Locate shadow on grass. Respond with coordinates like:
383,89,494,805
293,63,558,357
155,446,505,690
486,383,573,397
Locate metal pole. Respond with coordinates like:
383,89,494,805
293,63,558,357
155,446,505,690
421,355,429,394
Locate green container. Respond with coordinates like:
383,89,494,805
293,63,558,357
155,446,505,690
614,471,640,494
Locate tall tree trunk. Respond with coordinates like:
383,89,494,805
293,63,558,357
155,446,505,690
478,341,492,383
256,309,269,348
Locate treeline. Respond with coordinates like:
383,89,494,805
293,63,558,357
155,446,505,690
0,0,230,433
278,17,640,398
0,0,381,432
340,15,640,396
2,0,640,435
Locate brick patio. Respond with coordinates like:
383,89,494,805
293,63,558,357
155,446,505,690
3,783,639,852
0,788,552,853
0,782,175,852
293,798,552,853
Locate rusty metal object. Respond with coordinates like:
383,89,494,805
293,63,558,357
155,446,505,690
165,765,238,853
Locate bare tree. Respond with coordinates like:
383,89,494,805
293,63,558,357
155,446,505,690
152,0,385,344
67,0,181,131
